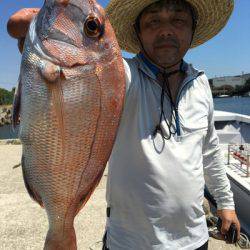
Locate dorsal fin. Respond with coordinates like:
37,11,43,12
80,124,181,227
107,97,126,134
12,77,22,130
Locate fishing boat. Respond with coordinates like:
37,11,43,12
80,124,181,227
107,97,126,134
217,94,230,98
214,110,250,237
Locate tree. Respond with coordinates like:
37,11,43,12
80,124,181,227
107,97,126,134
0,88,14,105
208,79,213,89
245,78,250,86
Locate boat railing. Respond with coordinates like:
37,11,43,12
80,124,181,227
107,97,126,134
228,144,250,177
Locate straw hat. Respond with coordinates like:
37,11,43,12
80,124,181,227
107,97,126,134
106,0,234,54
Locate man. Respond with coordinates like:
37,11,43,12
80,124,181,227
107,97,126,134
8,0,240,249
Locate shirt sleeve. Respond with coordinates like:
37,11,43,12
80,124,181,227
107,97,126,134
122,58,132,94
202,80,235,210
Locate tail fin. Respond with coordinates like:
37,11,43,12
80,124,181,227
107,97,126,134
44,227,77,250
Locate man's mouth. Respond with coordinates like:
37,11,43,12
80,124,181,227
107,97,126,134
154,40,179,49
155,43,178,49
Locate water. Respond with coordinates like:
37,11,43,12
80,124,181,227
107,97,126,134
213,97,250,116
0,125,19,139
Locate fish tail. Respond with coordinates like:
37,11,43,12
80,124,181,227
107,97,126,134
44,227,77,250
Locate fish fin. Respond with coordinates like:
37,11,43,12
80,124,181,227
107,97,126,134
44,227,76,250
39,60,61,83
21,156,44,208
39,60,66,149
75,169,105,215
12,77,22,130
50,80,66,150
13,162,21,169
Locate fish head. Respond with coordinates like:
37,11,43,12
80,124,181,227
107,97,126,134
36,0,119,67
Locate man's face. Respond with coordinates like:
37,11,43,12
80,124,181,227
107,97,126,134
138,2,193,67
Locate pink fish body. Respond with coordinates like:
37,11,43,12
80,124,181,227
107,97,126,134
12,0,125,249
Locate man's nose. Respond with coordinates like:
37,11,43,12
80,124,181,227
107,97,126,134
158,21,175,37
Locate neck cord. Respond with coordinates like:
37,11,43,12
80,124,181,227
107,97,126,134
153,65,183,139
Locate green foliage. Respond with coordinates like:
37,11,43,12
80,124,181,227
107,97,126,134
211,77,250,97
0,87,14,105
232,80,250,96
245,78,250,86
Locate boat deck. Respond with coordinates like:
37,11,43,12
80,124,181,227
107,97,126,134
220,143,250,189
220,143,250,238
227,163,250,187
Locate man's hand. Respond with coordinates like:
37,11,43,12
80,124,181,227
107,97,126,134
7,8,40,53
217,209,241,241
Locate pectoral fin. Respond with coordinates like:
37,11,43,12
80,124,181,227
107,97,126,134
39,60,61,84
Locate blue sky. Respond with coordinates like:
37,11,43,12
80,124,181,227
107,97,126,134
0,0,249,90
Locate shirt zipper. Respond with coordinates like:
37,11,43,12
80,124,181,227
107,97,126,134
174,72,204,137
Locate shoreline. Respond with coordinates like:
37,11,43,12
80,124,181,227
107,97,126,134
0,105,12,127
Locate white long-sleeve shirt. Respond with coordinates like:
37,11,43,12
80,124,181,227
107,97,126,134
105,55,235,250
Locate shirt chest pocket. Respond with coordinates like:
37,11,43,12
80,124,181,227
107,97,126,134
178,92,209,135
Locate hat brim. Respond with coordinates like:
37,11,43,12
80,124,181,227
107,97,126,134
106,0,234,54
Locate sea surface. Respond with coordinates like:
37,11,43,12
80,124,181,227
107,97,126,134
0,97,250,139
0,124,19,139
213,97,250,116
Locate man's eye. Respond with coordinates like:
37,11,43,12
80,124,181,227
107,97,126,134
148,19,160,25
173,18,185,25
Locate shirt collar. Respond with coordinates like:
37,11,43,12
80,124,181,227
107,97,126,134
135,53,202,80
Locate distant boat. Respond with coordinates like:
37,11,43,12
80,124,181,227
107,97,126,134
217,94,230,98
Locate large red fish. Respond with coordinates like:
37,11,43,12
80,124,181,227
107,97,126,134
9,0,125,249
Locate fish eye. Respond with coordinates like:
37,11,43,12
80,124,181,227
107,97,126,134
84,16,103,38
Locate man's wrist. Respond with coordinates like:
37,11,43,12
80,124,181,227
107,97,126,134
216,200,235,210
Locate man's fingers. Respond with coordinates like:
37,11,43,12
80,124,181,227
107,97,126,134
235,220,241,240
221,219,241,242
217,209,241,242
7,8,40,39
220,218,231,235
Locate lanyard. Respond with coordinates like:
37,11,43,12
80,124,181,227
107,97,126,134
139,53,183,140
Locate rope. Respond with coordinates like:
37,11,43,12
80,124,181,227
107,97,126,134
237,233,250,249
207,215,250,249
89,240,103,250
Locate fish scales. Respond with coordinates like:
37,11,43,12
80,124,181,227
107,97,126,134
12,0,125,249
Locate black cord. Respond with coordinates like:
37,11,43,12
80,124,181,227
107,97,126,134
153,67,182,140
